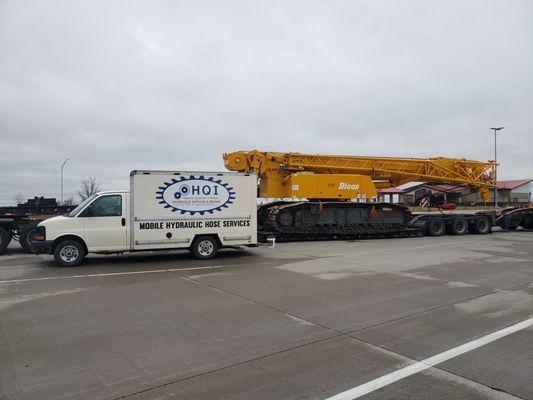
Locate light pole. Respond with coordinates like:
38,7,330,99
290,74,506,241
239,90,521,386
490,127,504,208
60,158,69,205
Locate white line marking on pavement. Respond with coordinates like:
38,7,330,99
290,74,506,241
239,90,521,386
325,316,533,400
0,266,217,283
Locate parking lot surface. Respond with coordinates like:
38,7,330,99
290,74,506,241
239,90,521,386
1,230,532,399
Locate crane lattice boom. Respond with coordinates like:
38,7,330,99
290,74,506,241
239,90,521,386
223,150,496,202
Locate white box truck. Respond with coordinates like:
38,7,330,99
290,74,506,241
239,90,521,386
31,171,257,266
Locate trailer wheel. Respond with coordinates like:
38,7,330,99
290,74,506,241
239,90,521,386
447,217,468,235
191,236,218,260
470,216,491,234
54,239,86,267
426,218,445,236
19,221,39,253
0,227,10,255
521,215,533,230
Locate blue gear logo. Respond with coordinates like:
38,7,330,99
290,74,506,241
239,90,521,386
156,175,236,216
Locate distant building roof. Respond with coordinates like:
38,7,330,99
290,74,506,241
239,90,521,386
497,179,532,190
401,183,463,194
378,188,406,194
423,184,463,193
379,180,532,194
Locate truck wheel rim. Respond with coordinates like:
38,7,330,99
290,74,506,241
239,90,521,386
198,240,214,256
60,245,79,262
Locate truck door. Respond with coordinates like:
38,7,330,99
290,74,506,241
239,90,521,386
80,194,127,252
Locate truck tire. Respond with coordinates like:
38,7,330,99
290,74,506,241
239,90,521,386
191,236,218,260
469,216,491,234
447,217,468,235
53,239,86,267
19,221,39,253
0,227,10,255
426,218,445,236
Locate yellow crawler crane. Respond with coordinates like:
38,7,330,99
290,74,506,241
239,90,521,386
223,150,497,240
223,150,496,202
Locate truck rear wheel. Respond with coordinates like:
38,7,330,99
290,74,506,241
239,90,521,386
191,236,218,260
469,216,491,234
426,218,445,236
0,227,10,255
54,239,86,267
19,221,39,253
447,217,468,235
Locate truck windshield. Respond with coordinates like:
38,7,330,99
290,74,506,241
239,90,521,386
67,194,97,217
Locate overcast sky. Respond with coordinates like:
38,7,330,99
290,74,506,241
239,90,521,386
0,0,532,205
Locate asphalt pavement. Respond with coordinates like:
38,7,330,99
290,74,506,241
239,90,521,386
1,230,532,399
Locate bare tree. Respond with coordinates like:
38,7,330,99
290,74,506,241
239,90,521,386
13,192,25,205
77,177,101,201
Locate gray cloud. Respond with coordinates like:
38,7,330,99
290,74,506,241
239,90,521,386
1,0,532,204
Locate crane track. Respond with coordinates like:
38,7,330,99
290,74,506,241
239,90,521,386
257,201,423,242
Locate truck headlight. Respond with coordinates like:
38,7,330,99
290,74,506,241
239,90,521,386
34,226,46,241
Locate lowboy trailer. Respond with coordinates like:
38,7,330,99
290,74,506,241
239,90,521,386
256,201,532,242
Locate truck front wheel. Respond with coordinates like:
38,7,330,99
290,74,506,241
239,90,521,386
191,236,218,260
54,239,86,267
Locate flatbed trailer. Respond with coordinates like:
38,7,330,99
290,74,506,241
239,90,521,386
0,202,76,255
0,215,44,254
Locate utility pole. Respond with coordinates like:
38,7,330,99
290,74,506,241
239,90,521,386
490,127,504,208
60,158,69,205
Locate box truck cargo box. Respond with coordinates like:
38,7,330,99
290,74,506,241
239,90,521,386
131,171,257,251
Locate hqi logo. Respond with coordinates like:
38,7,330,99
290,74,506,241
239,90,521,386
156,176,236,215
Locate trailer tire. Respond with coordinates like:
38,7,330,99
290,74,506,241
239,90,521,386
0,227,10,255
426,218,445,236
470,216,491,234
191,236,218,260
54,239,86,267
19,221,39,253
521,215,533,230
447,217,468,235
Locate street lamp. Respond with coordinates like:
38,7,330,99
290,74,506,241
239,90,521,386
60,158,69,205
490,127,504,208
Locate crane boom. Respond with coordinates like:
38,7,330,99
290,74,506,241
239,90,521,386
223,150,496,202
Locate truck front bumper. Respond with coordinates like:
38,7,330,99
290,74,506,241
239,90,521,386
31,240,53,255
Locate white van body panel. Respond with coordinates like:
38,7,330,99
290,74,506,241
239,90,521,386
130,171,257,250
81,193,128,252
